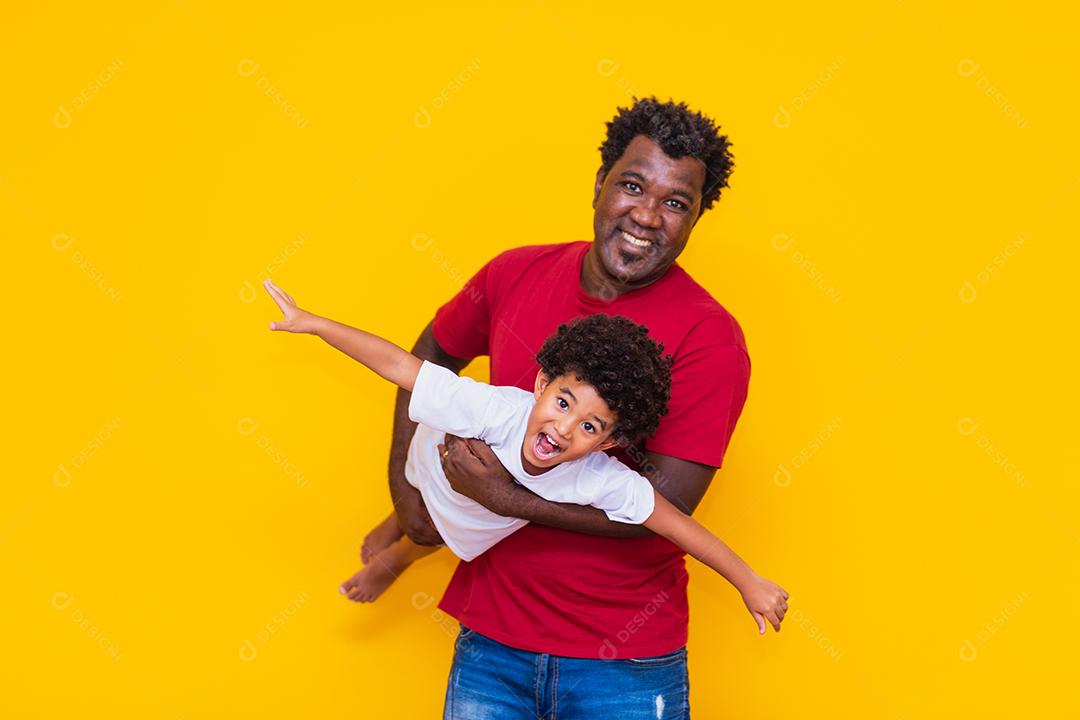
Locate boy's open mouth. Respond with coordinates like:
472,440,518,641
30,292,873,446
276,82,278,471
532,431,562,461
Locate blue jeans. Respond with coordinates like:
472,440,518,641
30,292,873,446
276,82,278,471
443,625,690,719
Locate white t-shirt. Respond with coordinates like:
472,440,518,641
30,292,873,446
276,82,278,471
405,361,656,561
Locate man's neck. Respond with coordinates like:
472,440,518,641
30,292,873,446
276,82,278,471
579,243,664,298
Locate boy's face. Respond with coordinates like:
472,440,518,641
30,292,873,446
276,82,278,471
522,371,619,473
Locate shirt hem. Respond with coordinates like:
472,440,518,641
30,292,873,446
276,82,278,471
441,604,688,659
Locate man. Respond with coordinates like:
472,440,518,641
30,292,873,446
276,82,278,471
379,97,756,718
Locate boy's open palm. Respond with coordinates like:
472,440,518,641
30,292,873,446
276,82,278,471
264,279,314,333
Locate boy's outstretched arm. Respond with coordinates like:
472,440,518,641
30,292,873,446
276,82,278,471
643,491,790,635
264,279,422,392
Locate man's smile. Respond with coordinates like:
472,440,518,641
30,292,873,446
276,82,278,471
621,229,655,248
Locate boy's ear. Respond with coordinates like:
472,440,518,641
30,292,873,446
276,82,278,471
595,434,620,451
533,370,551,400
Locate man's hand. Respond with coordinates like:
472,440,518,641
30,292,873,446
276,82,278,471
391,480,443,546
264,279,318,334
438,434,517,516
739,573,790,635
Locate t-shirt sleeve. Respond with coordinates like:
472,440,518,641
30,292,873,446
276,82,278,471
408,361,504,440
577,454,657,525
431,255,499,360
645,318,751,468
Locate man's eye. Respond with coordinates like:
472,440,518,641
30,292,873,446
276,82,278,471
622,182,641,193
666,199,686,211
556,398,568,410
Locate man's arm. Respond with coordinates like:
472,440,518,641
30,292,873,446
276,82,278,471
389,321,473,545
440,438,717,538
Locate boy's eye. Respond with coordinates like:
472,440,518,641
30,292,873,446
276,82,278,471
582,422,595,434
556,397,568,410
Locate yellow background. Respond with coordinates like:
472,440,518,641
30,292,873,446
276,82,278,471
3,2,1077,717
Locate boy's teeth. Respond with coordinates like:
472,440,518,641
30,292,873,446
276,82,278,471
622,231,651,248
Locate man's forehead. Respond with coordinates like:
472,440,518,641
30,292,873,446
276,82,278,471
617,138,705,192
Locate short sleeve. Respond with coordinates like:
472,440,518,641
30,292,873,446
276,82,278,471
578,454,657,525
646,320,751,468
408,361,501,439
431,257,496,359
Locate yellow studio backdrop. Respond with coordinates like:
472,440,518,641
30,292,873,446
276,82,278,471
2,2,1076,717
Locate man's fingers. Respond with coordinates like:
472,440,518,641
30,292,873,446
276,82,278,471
462,437,489,466
753,612,766,635
767,611,782,632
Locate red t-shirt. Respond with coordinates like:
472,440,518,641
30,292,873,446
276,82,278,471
432,241,750,659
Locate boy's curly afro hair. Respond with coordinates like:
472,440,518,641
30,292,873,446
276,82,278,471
535,314,674,443
598,96,734,215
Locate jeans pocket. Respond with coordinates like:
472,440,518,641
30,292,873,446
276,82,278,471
456,625,477,643
624,647,687,667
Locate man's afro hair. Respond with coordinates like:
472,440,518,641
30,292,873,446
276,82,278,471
535,314,674,443
598,96,734,215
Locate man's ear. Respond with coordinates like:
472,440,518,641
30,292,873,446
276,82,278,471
592,167,606,209
533,370,551,400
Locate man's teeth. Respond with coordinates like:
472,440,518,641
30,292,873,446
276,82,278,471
622,231,651,248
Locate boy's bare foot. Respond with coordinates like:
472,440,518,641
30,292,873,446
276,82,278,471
340,536,438,603
339,559,401,603
361,512,404,565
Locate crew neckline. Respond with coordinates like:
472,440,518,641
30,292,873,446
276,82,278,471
574,241,678,307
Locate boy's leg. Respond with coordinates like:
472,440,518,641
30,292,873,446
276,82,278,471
361,511,404,564
340,536,439,603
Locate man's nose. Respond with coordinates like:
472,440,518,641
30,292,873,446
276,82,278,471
629,200,662,230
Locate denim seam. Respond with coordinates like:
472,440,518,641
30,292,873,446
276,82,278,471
552,656,559,720
534,653,542,719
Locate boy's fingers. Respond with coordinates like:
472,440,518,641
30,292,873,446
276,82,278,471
265,279,294,309
264,281,288,311
268,279,295,305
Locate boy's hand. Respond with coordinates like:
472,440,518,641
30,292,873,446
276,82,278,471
739,573,789,634
264,279,317,334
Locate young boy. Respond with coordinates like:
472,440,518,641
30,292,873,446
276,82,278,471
263,279,789,634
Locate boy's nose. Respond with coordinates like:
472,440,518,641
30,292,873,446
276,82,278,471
553,420,573,440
